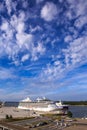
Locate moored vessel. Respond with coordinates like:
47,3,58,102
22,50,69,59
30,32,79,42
18,97,69,113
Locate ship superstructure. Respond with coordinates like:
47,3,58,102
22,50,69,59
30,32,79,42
56,101,69,109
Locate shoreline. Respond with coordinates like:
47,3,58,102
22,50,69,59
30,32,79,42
69,105,87,106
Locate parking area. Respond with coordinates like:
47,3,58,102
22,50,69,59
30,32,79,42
7,116,73,130
0,114,87,130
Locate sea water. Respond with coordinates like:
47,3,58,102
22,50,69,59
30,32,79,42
69,106,87,118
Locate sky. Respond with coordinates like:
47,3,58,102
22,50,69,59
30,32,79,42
0,0,87,101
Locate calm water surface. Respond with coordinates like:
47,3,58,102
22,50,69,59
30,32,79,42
69,106,87,118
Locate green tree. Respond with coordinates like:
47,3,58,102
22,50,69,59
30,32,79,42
67,111,73,118
9,115,13,119
6,114,9,119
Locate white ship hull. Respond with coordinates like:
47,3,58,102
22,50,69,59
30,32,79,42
18,105,58,112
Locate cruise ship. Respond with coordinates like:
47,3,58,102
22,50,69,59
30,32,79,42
18,97,69,113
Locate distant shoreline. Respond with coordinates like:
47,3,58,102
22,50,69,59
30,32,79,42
1,101,87,107
68,104,87,106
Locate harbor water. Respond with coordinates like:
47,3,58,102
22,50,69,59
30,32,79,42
69,106,87,118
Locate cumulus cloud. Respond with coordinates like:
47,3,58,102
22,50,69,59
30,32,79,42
18,11,26,21
1,19,14,41
1,21,9,31
5,0,12,15
74,15,87,29
10,11,26,29
21,54,30,62
16,22,25,34
31,42,46,61
0,6,47,63
0,18,18,59
41,35,87,81
16,33,34,48
64,35,73,43
66,0,87,19
67,37,87,65
41,2,58,21
63,36,87,69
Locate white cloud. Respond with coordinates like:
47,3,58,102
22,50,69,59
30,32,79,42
11,1,17,12
32,42,46,61
41,2,58,21
16,33,34,48
18,11,26,22
0,14,32,62
54,61,60,66
10,14,18,27
69,37,87,65
21,54,30,62
16,22,25,34
63,36,87,67
4,0,23,16
0,13,45,63
30,25,43,33
51,37,59,46
65,11,73,20
22,0,28,8
68,27,78,39
1,19,14,41
0,67,16,80
40,35,87,81
1,21,9,31
66,0,87,19
5,0,12,15
36,0,44,4
64,35,73,43
35,43,45,54
10,12,34,51
10,11,26,29
74,15,87,29
41,61,64,81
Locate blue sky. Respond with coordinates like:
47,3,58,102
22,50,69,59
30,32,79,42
0,0,87,101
